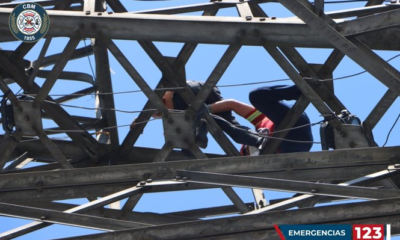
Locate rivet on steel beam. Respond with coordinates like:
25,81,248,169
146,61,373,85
139,181,146,186
175,176,182,180
394,164,400,168
182,177,189,181
246,16,252,21
98,13,102,16
271,17,276,20
260,18,266,21
311,189,317,193
40,216,47,220
146,179,153,183
85,11,91,15
168,118,174,124
108,11,113,14
349,141,356,148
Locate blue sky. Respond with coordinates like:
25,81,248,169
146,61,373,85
0,0,399,239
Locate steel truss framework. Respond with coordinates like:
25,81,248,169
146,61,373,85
0,0,399,239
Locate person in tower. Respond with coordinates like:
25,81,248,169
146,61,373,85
144,81,271,153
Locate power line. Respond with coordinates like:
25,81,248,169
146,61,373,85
8,53,399,100
316,53,400,82
44,100,158,114
43,118,159,133
83,39,96,81
382,112,400,147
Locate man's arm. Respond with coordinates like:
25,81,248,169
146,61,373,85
209,99,255,118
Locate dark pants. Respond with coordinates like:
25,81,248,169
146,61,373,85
212,114,261,147
249,85,313,153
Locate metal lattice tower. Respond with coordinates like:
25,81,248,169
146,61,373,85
0,0,400,239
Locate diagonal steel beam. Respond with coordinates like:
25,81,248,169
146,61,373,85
0,51,105,161
260,95,310,154
221,187,251,213
28,38,52,86
1,152,29,173
0,202,149,231
34,35,81,104
264,46,336,119
107,40,169,117
248,1,268,17
187,44,241,115
56,197,400,240
317,0,385,85
236,2,253,18
54,86,96,104
245,166,400,215
105,0,127,13
278,0,400,98
122,192,143,212
34,128,73,169
279,46,347,113
34,45,94,69
133,2,229,15
115,7,220,159
363,89,398,146
0,134,21,171
364,89,398,130
177,170,400,200
0,78,23,170
0,185,143,239
165,202,254,218
138,40,239,156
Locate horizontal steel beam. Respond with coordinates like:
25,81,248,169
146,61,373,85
341,7,400,36
177,170,400,199
0,146,399,192
0,9,399,49
57,197,400,240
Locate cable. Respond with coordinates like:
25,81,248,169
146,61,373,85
43,118,159,133
44,99,158,114
317,53,400,82
19,87,187,98
10,52,400,99
382,112,400,147
83,39,96,81
267,120,324,135
217,78,291,88
257,132,322,144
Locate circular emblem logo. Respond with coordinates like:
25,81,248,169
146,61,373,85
9,3,50,43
